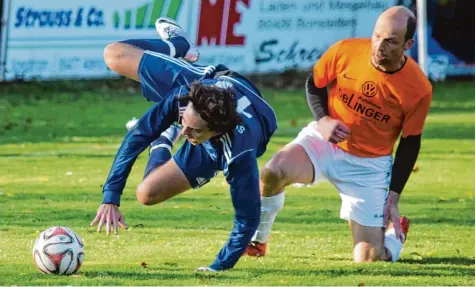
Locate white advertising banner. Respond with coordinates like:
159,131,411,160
192,0,395,73
2,0,394,81
3,0,194,80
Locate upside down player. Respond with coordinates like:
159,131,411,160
89,18,277,272
244,6,432,263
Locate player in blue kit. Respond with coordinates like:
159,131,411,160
89,18,277,272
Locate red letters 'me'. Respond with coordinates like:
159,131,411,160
197,0,250,46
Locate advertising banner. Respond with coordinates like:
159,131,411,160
2,0,394,81
3,0,192,80
192,0,393,72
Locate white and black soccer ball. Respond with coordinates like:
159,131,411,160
32,226,85,275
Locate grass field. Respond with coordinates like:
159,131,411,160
0,80,474,286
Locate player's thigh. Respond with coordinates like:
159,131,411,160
350,220,389,262
264,143,315,185
104,42,144,81
136,159,191,205
139,51,214,102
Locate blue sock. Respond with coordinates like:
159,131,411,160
121,38,190,58
143,124,181,178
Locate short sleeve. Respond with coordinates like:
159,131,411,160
402,93,432,138
313,40,342,88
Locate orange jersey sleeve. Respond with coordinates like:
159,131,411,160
401,93,432,138
313,40,343,88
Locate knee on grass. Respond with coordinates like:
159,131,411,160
353,242,389,263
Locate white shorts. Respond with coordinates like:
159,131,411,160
290,121,392,227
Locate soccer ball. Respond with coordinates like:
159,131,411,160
32,226,85,275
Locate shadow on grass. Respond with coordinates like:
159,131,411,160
243,263,474,278
399,256,475,266
81,269,242,281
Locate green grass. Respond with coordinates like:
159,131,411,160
0,80,474,285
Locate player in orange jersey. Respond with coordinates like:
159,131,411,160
244,6,432,262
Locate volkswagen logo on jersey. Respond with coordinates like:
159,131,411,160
361,81,378,97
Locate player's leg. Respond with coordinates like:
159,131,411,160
104,18,199,83
136,157,191,205
136,141,217,205
143,123,182,178
350,221,390,262
245,122,327,256
350,217,410,262
330,153,409,262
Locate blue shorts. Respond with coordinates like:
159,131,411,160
173,142,219,189
138,50,216,102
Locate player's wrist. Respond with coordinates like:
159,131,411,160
316,116,332,127
102,191,121,206
387,190,401,205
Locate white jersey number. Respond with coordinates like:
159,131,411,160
236,96,252,118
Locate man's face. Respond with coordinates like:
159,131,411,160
371,17,412,68
181,102,217,145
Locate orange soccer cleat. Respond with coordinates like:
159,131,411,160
400,216,410,240
243,241,267,257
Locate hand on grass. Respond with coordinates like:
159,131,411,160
90,204,127,235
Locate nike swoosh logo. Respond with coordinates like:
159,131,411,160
343,74,356,80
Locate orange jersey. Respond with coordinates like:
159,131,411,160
313,38,432,158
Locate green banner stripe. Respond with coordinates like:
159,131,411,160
166,0,182,19
136,4,149,28
124,10,131,29
148,0,165,28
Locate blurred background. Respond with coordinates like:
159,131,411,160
0,0,474,83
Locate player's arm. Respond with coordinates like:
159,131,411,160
101,96,178,206
307,41,349,143
306,72,329,122
209,150,260,271
385,92,432,241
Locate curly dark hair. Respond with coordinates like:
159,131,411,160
177,82,242,133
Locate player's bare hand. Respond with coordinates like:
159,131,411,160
384,191,405,243
90,204,128,235
316,116,350,143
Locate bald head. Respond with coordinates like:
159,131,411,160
377,6,416,41
371,5,416,71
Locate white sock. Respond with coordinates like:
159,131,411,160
251,192,285,243
384,228,404,262
163,40,176,57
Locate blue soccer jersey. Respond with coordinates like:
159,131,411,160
101,50,277,271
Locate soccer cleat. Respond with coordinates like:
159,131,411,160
126,117,138,131
155,17,199,63
400,216,410,241
243,241,267,257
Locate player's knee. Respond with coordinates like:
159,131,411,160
261,162,286,195
104,42,124,71
353,242,387,263
135,182,158,206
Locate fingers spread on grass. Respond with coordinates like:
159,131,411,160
112,209,119,235
97,210,106,233
118,215,128,230
90,205,104,227
106,206,112,236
